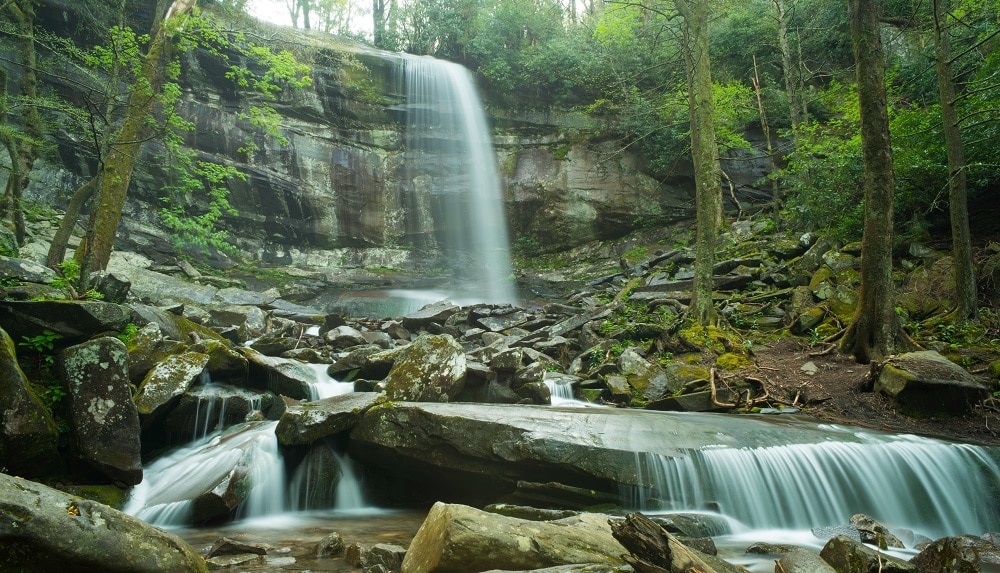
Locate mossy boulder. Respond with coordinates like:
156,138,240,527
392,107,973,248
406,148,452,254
384,334,467,403
874,350,989,417
0,327,61,477
134,352,211,423
126,322,187,383
618,348,674,402
819,535,915,573
0,473,207,572
276,392,383,446
58,337,142,485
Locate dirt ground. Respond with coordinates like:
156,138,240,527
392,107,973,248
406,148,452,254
739,338,1000,447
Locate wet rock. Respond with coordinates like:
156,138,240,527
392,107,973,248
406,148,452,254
316,532,345,557
647,513,732,538
250,335,300,356
481,566,631,573
400,502,627,573
0,327,61,476
363,543,407,571
776,547,836,573
346,543,368,567
59,337,142,484
276,392,383,446
477,309,530,332
207,537,270,557
244,349,316,400
745,542,798,554
820,535,915,573
0,473,207,572
328,345,389,379
325,325,368,349
384,334,467,402
401,301,460,330
206,553,263,568
874,351,989,417
163,386,275,439
851,513,904,549
192,339,249,383
484,504,580,521
910,535,1000,573
134,351,210,425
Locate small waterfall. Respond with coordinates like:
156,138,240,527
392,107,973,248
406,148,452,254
543,373,577,405
627,433,1000,539
401,55,517,305
188,385,264,440
125,421,286,526
306,364,355,400
288,442,370,512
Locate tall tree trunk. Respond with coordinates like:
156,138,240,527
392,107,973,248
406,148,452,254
772,0,801,130
934,0,977,322
0,0,41,244
839,0,915,363
676,0,723,326
81,0,188,283
373,0,386,47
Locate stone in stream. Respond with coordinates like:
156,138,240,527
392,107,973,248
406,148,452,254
819,535,915,573
911,534,1000,572
133,351,210,426
399,502,627,573
0,473,207,572
276,391,383,446
775,547,837,573
316,532,345,557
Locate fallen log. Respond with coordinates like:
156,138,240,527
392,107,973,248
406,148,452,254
608,513,721,573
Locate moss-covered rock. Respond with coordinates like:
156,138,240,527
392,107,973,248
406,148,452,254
134,352,211,422
384,334,467,403
0,327,61,477
874,350,989,418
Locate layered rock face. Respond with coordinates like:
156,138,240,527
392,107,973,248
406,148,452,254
23,3,698,269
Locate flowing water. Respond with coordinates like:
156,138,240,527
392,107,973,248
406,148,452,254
399,54,517,305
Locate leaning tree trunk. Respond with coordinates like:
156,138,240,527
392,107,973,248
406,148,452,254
934,0,977,323
839,0,916,363
81,0,192,283
676,0,723,326
45,177,98,269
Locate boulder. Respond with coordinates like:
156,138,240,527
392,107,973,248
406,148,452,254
134,352,210,425
618,348,674,402
0,472,207,572
0,328,60,476
58,337,142,484
400,502,627,573
384,334,467,402
401,301,460,330
316,532,345,557
244,348,317,400
910,535,1000,573
850,513,904,549
125,322,187,383
776,548,836,573
162,385,275,439
0,300,131,343
0,255,57,283
874,351,989,417
364,543,407,571
192,338,248,382
90,271,132,304
819,535,915,573
325,325,369,349
276,391,384,446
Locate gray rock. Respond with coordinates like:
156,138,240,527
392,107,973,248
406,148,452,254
401,301,460,330
0,300,131,344
0,255,57,283
276,392,383,446
134,352,210,425
244,349,316,400
325,324,368,349
316,532,345,558
776,547,836,573
207,537,270,557
384,334,467,402
819,535,915,573
618,348,673,402
0,473,206,572
874,350,989,417
910,535,1000,573
90,271,132,303
0,327,60,476
59,337,142,484
851,513,904,549
363,543,407,571
400,502,627,573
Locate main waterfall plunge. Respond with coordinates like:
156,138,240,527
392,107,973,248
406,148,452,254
398,54,517,305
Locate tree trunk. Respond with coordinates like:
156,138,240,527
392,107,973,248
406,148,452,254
676,0,722,326
934,0,977,322
0,0,41,245
81,0,183,281
772,0,801,130
839,0,915,363
45,177,98,270
373,0,386,47
609,513,720,573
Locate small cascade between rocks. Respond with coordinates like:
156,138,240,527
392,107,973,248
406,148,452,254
399,54,517,305
626,430,1000,540
306,363,354,400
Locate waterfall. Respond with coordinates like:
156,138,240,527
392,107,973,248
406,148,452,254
627,432,1000,539
306,363,355,400
401,55,517,305
289,441,370,511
